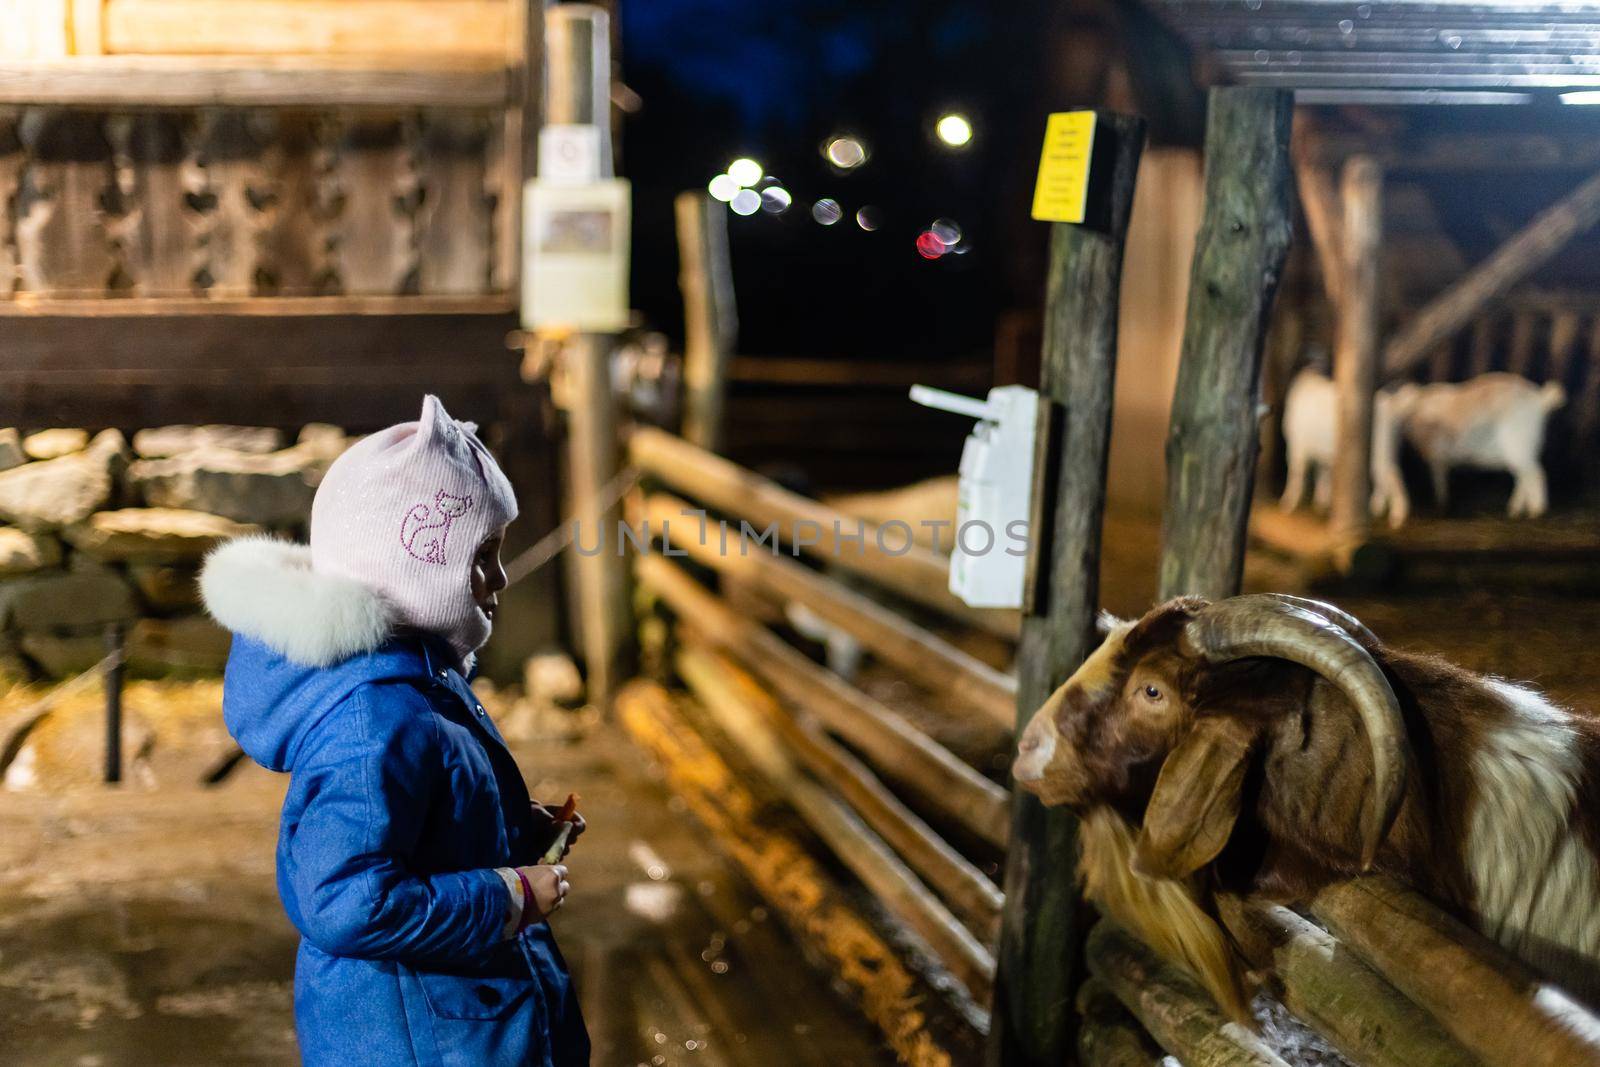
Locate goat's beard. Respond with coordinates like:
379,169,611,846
1078,807,1253,1024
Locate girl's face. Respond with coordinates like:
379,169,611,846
471,528,509,622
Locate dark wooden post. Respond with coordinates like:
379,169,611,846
546,3,631,706
1158,88,1294,602
1331,156,1382,549
990,111,1144,1067
104,623,124,785
676,190,738,452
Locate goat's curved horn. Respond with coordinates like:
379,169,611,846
1240,593,1382,649
1180,597,1408,870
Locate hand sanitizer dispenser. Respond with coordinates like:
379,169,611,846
909,384,1041,609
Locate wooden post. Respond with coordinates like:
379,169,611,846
1507,309,1541,378
1158,88,1294,601
546,3,629,706
1384,166,1600,379
1330,157,1382,549
989,111,1144,1067
676,190,737,452
1468,315,1498,378
103,622,123,784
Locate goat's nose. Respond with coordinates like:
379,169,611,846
1018,733,1040,754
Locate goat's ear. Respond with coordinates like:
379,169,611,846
1133,716,1256,880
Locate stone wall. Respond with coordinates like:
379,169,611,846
0,423,351,680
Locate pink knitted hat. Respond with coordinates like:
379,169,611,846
310,395,518,662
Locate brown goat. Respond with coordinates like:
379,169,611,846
1013,593,1600,1021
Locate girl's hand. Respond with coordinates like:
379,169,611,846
530,802,586,859
516,864,570,922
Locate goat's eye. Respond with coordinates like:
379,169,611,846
1141,684,1163,702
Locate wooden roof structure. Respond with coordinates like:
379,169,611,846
1148,0,1600,102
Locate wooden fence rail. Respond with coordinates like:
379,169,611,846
629,426,1019,640
638,490,1016,732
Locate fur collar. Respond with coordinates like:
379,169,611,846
201,536,398,668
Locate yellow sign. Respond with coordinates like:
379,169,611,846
1031,111,1097,223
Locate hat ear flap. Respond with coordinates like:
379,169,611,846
1133,716,1256,880
415,394,451,448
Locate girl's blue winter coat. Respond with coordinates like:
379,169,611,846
205,538,589,1067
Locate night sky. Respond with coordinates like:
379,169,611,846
620,0,1054,363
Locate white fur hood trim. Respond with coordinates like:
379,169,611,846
201,536,398,667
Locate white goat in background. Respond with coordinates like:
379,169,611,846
1280,369,1411,528
1389,372,1566,518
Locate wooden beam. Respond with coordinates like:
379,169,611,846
676,191,737,453
636,554,1010,849
727,356,990,389
615,679,984,1065
1086,922,1292,1067
990,111,1145,1067
628,427,1019,640
1217,897,1476,1067
1312,877,1600,1067
639,491,1016,734
1159,87,1294,600
1075,979,1166,1067
101,0,509,59
1384,166,1600,379
1292,156,1344,308
0,56,508,107
674,642,998,994
1330,156,1382,548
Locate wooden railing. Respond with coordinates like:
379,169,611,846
620,428,1600,1067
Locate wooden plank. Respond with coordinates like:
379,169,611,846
636,554,1010,850
1086,922,1291,1067
1292,153,1343,307
0,113,22,296
1467,314,1498,378
415,112,494,295
1313,877,1600,1067
674,643,997,997
329,116,416,296
725,356,989,389
1217,897,1477,1067
0,57,508,107
1330,156,1381,547
1384,166,1600,379
628,426,1019,640
115,111,200,296
615,679,983,1066
991,111,1145,1067
1572,316,1600,449
15,109,118,297
1507,309,1542,379
102,0,509,60
190,110,268,298
0,2,70,61
70,0,105,56
256,112,330,296
1076,979,1166,1067
0,293,514,316
640,491,1016,733
676,191,737,452
1158,87,1294,600
1546,310,1582,390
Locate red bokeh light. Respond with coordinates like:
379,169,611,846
915,231,946,259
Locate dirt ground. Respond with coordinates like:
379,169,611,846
0,720,893,1066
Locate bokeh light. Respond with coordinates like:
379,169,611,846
760,186,792,213
930,218,962,245
727,157,764,186
707,174,739,202
935,113,973,147
916,231,946,259
855,206,881,231
812,198,842,225
824,135,867,170
730,189,761,216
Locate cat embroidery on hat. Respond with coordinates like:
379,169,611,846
401,490,475,566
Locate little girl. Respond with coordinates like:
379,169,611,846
202,396,590,1066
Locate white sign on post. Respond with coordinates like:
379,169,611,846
522,178,631,333
538,124,604,185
